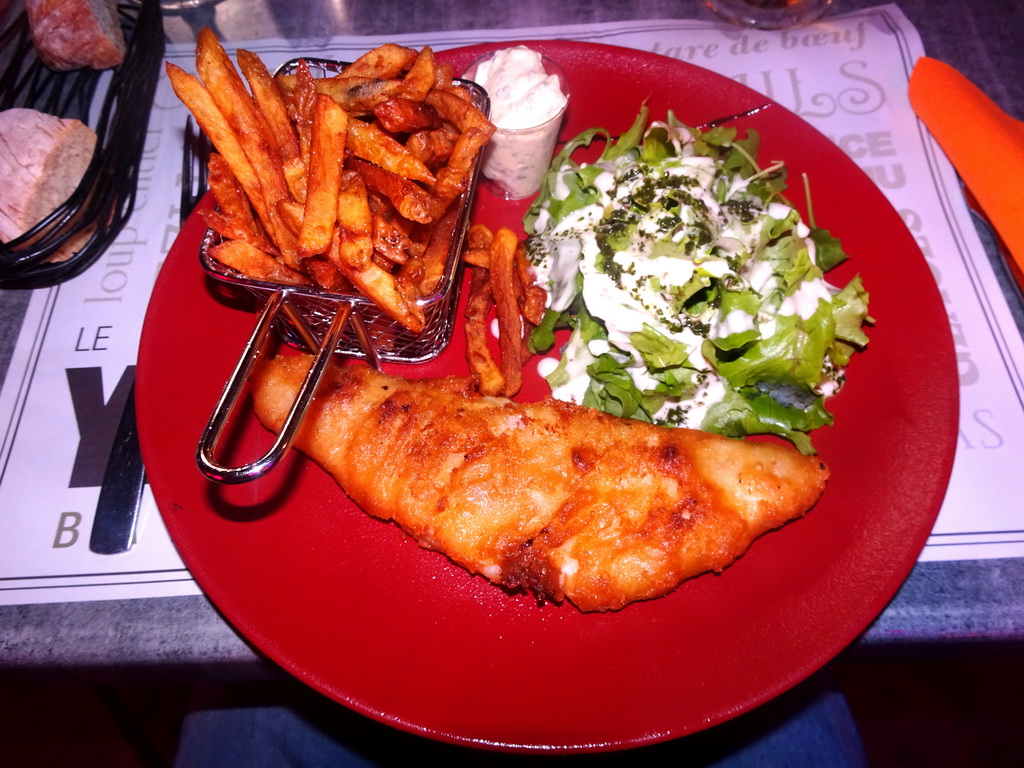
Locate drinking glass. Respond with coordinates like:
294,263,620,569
703,0,833,30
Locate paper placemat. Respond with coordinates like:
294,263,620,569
1,4,1021,605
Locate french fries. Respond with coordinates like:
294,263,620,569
462,225,547,397
167,29,494,333
464,266,505,397
208,239,308,286
297,94,347,259
171,31,549,392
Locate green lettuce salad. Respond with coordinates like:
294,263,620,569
524,105,871,454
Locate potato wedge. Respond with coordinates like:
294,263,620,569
333,171,374,271
348,157,437,224
209,239,309,285
488,227,525,397
237,48,305,201
298,94,348,258
340,43,418,79
464,266,504,396
401,46,436,101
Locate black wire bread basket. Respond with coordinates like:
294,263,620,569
0,0,164,288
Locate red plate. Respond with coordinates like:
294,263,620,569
138,41,957,752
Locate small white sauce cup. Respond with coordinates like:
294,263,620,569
464,51,570,200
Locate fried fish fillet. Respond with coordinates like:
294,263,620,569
250,355,829,611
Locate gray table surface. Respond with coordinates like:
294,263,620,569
1,0,1023,680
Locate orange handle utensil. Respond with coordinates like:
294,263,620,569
909,57,1024,291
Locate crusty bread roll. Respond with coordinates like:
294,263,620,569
26,0,127,71
0,108,97,257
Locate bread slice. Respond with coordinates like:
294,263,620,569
0,109,97,258
26,0,127,71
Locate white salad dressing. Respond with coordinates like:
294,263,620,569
535,356,560,379
716,309,758,337
779,279,833,320
547,331,593,404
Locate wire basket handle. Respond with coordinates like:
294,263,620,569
196,291,355,484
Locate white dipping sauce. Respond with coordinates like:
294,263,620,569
467,47,568,199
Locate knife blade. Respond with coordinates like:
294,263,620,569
89,378,146,555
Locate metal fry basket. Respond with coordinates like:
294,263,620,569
195,59,489,484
